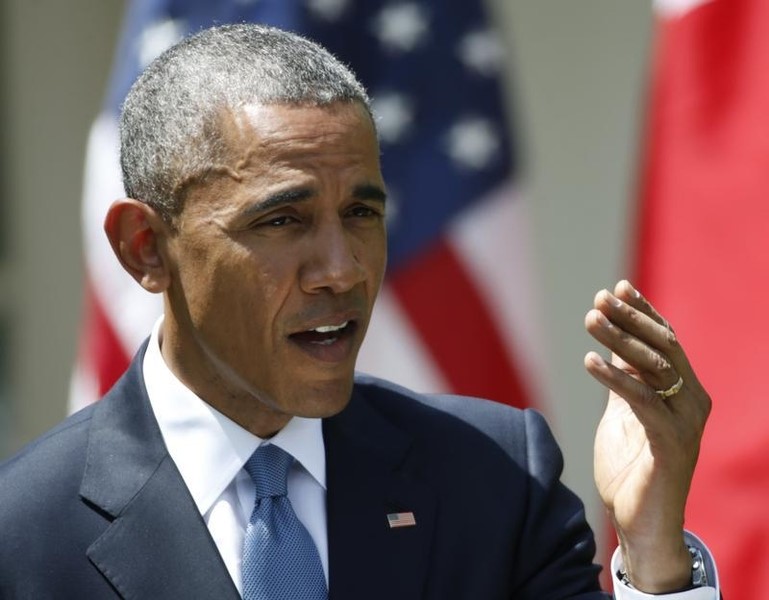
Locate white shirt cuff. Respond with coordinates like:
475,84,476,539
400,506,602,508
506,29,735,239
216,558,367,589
612,531,720,599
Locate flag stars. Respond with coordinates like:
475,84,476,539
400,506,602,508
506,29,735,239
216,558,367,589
458,29,506,76
306,0,351,21
372,3,430,53
371,92,414,144
137,18,185,69
445,117,501,170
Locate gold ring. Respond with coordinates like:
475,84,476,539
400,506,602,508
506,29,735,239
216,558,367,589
656,376,683,399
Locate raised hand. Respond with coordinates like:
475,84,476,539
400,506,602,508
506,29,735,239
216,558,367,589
585,280,711,592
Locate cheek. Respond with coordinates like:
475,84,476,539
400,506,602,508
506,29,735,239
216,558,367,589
172,239,248,325
198,247,298,333
358,230,387,285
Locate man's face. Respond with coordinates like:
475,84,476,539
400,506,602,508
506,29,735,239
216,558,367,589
161,102,387,436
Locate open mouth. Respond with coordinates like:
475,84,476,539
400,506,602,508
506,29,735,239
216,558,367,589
289,320,357,347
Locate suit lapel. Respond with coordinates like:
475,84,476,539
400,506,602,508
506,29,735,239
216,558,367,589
324,387,437,600
79,349,239,599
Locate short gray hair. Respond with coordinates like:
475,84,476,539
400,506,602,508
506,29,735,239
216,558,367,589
119,23,372,220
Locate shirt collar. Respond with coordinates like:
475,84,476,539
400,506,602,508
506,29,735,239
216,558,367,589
142,317,326,516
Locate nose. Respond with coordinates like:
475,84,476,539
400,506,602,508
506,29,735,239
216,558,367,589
300,219,366,294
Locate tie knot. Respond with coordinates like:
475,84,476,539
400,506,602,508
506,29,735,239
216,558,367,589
244,444,294,499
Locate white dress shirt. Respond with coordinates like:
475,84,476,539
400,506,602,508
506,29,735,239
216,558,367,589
143,319,328,594
143,319,718,598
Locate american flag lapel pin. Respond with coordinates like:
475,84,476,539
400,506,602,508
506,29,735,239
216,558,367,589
387,511,416,529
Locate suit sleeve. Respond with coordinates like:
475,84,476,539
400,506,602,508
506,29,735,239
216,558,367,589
509,408,610,599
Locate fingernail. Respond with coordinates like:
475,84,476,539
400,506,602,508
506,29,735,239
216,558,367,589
606,292,622,308
596,311,612,328
586,351,605,367
625,280,641,298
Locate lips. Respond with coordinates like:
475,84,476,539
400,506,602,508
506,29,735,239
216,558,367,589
291,320,353,344
288,319,359,363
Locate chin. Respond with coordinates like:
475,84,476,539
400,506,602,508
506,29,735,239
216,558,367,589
295,377,354,418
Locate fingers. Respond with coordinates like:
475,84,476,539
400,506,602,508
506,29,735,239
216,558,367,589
612,280,693,379
585,295,679,393
584,350,663,416
584,280,711,423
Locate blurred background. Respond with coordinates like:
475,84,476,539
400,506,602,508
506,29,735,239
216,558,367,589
2,0,761,596
0,0,651,579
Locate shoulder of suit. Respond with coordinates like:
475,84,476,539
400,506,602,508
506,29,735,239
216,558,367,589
352,372,556,465
0,403,95,521
1,404,95,470
1,347,148,483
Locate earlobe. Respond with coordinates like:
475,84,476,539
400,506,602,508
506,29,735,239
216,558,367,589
104,199,172,293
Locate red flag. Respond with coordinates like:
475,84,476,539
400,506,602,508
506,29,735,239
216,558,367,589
635,0,769,595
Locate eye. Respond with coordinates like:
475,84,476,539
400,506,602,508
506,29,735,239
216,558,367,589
267,215,291,226
259,214,299,228
347,204,383,219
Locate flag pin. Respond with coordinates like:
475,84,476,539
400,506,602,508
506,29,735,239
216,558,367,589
387,511,416,528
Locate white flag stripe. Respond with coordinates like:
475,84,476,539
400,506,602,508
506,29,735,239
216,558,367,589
448,184,548,412
654,0,712,17
356,287,449,393
68,356,100,414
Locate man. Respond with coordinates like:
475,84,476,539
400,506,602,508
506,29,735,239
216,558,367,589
0,24,718,598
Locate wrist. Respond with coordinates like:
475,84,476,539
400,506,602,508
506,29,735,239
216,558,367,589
619,537,692,593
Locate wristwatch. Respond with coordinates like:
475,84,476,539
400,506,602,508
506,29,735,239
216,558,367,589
618,545,708,590
688,544,708,587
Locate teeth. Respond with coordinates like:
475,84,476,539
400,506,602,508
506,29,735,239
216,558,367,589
312,321,349,334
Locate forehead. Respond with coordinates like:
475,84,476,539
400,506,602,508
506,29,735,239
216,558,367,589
217,101,379,161
177,101,383,221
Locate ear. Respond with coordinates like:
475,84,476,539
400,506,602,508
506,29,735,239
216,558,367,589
103,199,173,293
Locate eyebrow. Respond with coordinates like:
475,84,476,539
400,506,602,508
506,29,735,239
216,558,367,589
239,183,387,219
352,183,387,204
254,188,314,212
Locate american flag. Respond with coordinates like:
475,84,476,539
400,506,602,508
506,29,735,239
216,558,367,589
72,0,545,415
387,512,416,529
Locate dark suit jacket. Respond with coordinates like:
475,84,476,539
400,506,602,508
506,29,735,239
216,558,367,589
0,345,607,599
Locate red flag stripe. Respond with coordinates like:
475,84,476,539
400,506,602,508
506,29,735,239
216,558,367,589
80,280,132,397
389,238,530,409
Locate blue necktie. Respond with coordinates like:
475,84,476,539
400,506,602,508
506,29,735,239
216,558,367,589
241,444,327,600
